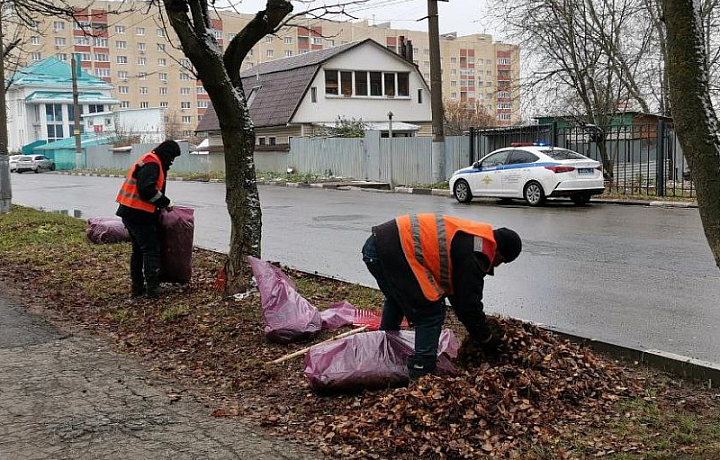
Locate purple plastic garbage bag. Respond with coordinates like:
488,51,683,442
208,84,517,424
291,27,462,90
86,216,130,244
320,301,356,331
304,329,459,393
159,206,195,284
248,256,322,344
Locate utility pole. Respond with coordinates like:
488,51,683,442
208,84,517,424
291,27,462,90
0,15,12,213
71,54,82,170
427,0,446,183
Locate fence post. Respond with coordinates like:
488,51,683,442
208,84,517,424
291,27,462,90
469,127,475,165
656,120,666,197
551,121,558,147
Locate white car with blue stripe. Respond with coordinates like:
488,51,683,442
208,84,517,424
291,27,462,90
450,144,604,206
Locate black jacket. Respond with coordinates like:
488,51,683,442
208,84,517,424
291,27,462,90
372,218,490,337
116,161,171,223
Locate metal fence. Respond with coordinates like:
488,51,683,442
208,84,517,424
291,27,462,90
469,122,694,198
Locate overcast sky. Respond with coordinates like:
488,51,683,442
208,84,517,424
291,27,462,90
219,0,508,41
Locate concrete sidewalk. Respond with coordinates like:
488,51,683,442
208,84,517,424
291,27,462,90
0,294,316,460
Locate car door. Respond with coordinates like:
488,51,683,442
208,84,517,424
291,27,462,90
473,150,510,196
503,149,540,197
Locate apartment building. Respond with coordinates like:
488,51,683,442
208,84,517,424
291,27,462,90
15,0,520,136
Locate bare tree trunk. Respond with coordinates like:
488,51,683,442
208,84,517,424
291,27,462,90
662,0,720,270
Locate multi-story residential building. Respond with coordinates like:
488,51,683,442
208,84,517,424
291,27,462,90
14,0,520,136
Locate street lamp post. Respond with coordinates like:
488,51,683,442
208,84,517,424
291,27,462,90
387,111,394,189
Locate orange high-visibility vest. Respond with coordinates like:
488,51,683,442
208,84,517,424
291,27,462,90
116,152,164,213
396,213,496,302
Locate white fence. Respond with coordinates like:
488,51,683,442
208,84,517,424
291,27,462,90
85,134,471,185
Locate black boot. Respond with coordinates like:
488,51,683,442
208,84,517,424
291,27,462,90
144,251,162,298
407,357,436,382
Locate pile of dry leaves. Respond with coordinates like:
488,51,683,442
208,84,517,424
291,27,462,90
295,317,638,458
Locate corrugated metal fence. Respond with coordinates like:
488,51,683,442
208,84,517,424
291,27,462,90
84,135,470,185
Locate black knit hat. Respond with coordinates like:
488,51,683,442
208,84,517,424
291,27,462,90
493,228,522,263
154,140,181,158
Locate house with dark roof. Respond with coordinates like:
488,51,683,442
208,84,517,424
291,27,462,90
195,39,432,151
5,57,119,152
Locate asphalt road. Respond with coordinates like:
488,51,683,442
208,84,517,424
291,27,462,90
9,172,720,364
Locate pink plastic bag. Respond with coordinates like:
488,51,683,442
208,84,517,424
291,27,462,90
248,256,322,344
304,329,459,393
320,301,356,331
159,206,195,284
87,216,130,244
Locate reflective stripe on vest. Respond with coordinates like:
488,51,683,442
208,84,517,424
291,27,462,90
396,213,497,302
116,152,164,213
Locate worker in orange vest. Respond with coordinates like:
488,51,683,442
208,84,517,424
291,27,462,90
116,140,181,298
362,213,522,380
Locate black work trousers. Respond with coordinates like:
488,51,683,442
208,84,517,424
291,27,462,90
361,235,446,376
122,218,162,292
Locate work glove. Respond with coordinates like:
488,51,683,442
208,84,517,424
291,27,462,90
166,200,174,212
475,322,504,352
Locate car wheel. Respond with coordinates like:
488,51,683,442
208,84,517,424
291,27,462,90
453,179,473,203
571,194,591,206
50,164,56,171
523,181,546,206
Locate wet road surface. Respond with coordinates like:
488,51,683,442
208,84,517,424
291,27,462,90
10,173,720,364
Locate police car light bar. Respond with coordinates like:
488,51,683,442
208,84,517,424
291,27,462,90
510,142,551,147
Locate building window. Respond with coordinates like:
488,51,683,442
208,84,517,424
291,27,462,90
53,21,65,32
370,72,382,96
269,137,276,146
137,42,146,52
258,137,266,145
94,53,109,62
160,102,168,108
137,57,146,66
115,25,126,34
139,87,148,95
94,38,108,47
312,37,322,45
182,116,192,124
119,86,129,94
56,53,67,61
341,71,352,96
451,92,457,98
266,49,274,58
45,104,64,141
384,73,395,97
157,28,166,38
196,86,207,94
180,58,191,69
180,87,191,95
80,53,91,62
180,73,191,81
284,36,293,45
159,87,168,95
136,27,145,36
355,71,368,96
265,36,273,43
227,32,236,41
96,68,110,77
451,81,457,87
325,70,338,95
417,89,423,104
181,101,191,109
285,50,293,57
117,56,128,64
157,43,165,51
74,37,90,46
116,40,127,49
326,39,335,47
159,72,168,82
140,101,149,108
121,101,130,108
311,87,317,103
397,73,409,96
158,58,166,66
31,52,42,61
118,71,129,80
30,36,41,45
197,100,209,108
139,72,147,80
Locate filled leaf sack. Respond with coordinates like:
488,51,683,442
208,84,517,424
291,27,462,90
86,216,130,244
319,301,356,331
304,329,459,393
159,206,195,284
248,256,322,344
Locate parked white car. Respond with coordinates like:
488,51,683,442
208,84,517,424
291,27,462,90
15,155,55,173
450,144,604,206
9,155,23,172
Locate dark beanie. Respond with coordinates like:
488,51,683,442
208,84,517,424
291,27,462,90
493,227,522,263
154,140,181,158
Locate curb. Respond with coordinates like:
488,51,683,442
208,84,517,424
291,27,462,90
53,172,698,209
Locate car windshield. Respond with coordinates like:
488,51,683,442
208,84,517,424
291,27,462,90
540,148,588,160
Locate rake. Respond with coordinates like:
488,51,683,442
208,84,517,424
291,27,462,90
268,309,404,365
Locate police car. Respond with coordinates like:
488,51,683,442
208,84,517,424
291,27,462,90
449,143,604,206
